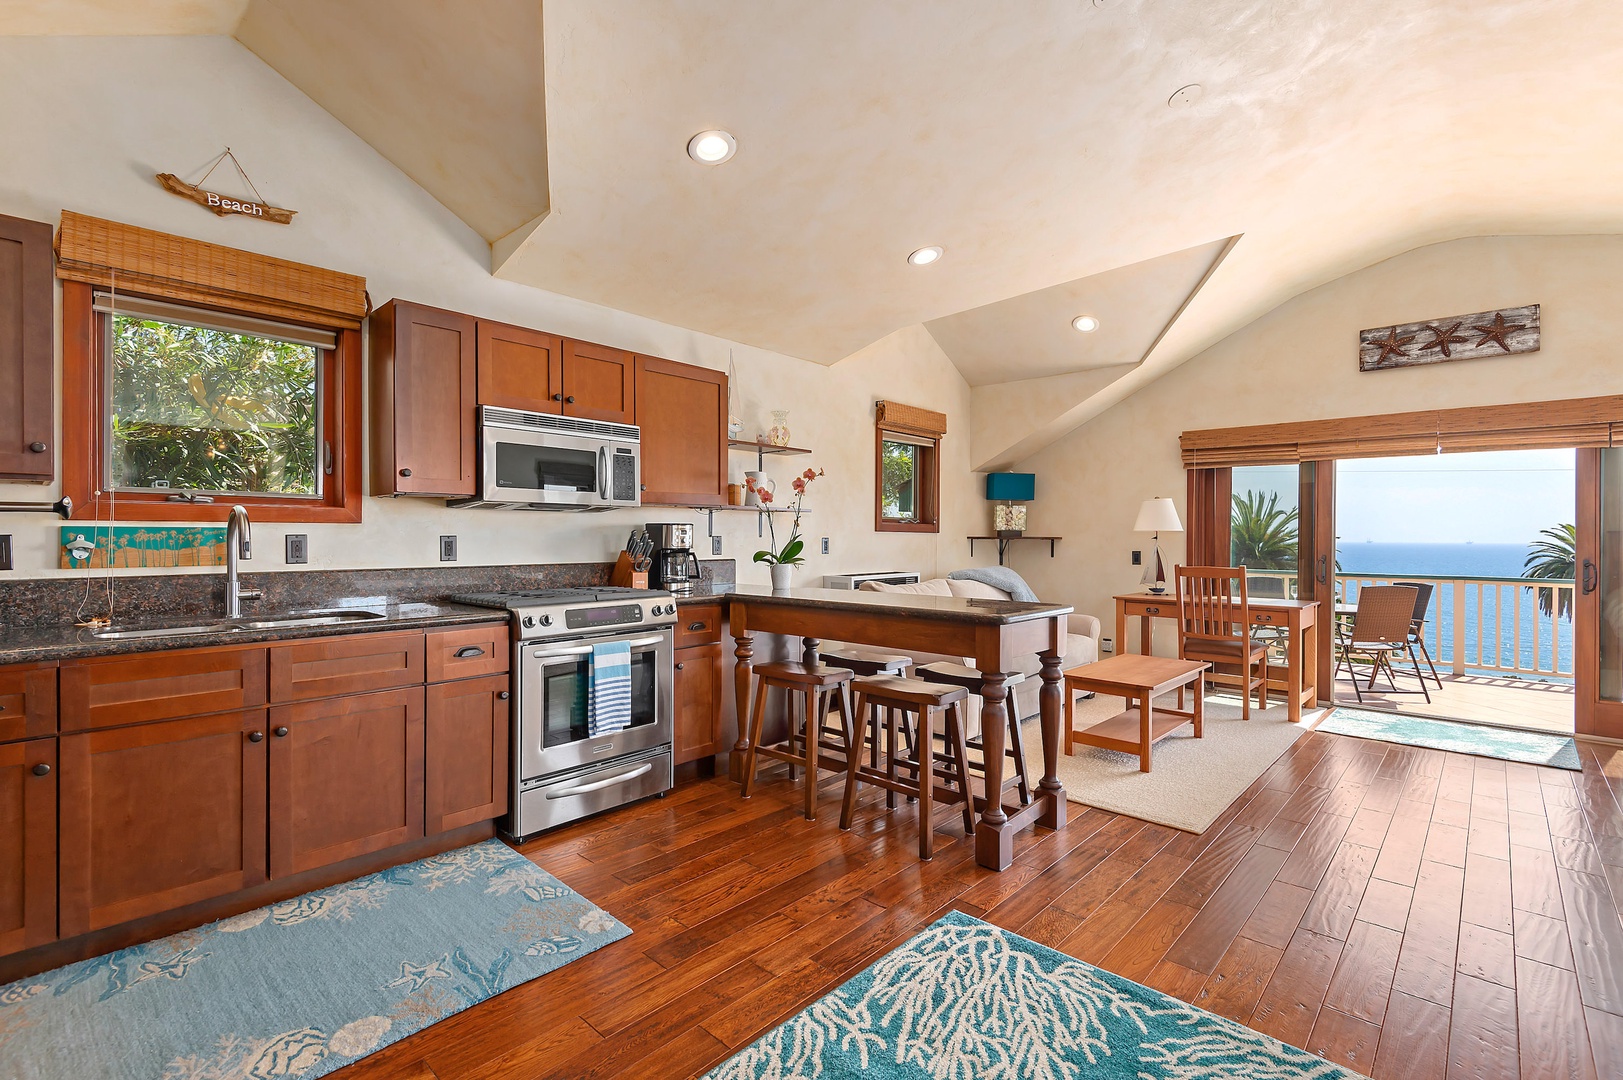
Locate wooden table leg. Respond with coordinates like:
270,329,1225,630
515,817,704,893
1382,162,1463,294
1285,615,1303,723
1193,673,1205,737
728,626,755,784
1037,650,1066,831
1115,602,1127,660
1063,674,1075,756
1139,694,1152,773
974,670,1012,870
802,636,821,668
1303,608,1321,709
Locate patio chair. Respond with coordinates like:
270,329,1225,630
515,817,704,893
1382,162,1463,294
1393,580,1442,688
1336,584,1431,703
1175,565,1270,720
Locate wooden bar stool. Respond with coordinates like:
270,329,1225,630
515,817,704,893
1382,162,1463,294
739,660,856,821
916,661,1033,807
839,675,972,860
821,645,914,771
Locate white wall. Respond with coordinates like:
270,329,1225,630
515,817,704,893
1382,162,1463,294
1011,234,1623,651
0,36,984,585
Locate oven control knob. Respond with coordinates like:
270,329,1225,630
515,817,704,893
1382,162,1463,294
539,614,553,627
522,615,535,628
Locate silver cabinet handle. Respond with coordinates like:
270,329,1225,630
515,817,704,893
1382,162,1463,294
544,763,654,799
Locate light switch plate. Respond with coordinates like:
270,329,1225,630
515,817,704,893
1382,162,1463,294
820,537,831,555
284,534,308,564
1131,550,1142,566
711,535,723,555
0,534,10,571
440,535,458,562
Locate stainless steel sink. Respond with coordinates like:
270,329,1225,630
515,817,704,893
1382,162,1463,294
91,609,388,640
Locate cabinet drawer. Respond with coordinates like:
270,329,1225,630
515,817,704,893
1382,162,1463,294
0,662,56,743
270,631,425,702
674,603,723,648
426,623,510,683
61,647,266,731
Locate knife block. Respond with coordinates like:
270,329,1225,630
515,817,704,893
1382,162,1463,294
610,552,649,589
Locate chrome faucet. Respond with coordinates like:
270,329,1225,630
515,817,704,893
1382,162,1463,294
225,505,261,618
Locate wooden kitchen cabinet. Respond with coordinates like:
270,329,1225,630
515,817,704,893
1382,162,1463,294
0,661,57,744
477,320,562,414
60,646,266,731
269,630,425,702
425,674,509,834
369,299,479,497
0,213,54,482
58,711,268,935
673,642,725,765
636,356,728,506
0,738,56,955
562,339,636,424
268,686,425,877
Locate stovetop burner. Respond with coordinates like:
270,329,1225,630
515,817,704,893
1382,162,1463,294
448,586,666,608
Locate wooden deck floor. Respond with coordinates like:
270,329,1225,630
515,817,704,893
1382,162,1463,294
333,733,1623,1080
1332,671,1575,734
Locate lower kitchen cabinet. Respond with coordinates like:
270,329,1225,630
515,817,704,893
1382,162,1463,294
269,687,425,878
425,674,510,833
673,642,725,764
59,711,268,936
0,737,56,955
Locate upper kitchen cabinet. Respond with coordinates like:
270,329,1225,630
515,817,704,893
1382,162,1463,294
369,300,479,497
636,356,728,506
477,321,562,414
562,340,636,424
0,214,55,482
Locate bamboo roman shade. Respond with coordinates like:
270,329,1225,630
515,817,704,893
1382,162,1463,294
875,400,948,438
1180,395,1623,468
55,211,367,329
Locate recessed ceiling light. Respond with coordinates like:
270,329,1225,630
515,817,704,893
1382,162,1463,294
687,130,737,165
908,246,943,266
1072,315,1100,333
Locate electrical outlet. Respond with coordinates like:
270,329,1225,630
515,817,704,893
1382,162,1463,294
711,535,723,556
0,534,11,571
1101,637,1114,656
284,534,308,565
440,535,458,562
1131,550,1142,566
820,537,831,555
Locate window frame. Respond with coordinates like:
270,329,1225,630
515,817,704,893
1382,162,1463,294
62,281,363,523
875,425,940,534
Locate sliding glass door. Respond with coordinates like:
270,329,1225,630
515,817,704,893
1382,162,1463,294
1576,449,1623,739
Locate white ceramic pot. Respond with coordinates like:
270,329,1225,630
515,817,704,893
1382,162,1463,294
770,564,794,591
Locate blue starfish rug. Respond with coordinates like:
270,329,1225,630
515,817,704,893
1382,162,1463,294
0,840,629,1080
705,911,1362,1079
1319,706,1582,770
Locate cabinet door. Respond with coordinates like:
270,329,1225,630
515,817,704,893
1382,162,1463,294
268,687,424,878
59,712,268,935
562,340,636,424
425,674,509,834
636,356,727,506
0,214,54,481
369,300,477,497
478,321,562,414
673,642,724,765
0,738,56,956
0,661,57,744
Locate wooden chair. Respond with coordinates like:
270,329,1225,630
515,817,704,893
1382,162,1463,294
1174,565,1270,720
1336,584,1430,703
1393,580,1443,688
739,661,856,820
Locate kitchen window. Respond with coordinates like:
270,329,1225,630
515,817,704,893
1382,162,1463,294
874,400,944,533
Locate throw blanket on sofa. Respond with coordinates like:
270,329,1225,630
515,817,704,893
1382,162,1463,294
948,566,1039,602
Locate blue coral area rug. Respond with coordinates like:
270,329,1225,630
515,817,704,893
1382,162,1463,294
1319,706,1582,770
705,911,1362,1079
0,840,629,1080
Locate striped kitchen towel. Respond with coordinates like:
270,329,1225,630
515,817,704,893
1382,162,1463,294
588,638,634,736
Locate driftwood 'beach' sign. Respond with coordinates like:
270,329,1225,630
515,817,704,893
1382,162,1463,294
157,173,297,224
1359,304,1539,372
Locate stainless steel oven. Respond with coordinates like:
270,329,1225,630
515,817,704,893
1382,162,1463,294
517,626,673,780
455,406,641,511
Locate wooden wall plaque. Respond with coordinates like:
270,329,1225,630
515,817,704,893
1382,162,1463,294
1359,304,1540,372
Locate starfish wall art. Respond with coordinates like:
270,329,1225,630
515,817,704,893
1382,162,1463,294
1358,304,1540,371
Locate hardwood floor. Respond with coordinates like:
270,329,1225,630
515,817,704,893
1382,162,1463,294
332,732,1623,1080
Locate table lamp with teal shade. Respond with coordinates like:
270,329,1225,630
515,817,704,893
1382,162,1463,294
986,472,1035,537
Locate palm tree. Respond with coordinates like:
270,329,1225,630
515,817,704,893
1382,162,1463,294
1524,523,1576,618
1231,490,1298,570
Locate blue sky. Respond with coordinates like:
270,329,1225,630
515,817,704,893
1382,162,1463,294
1233,449,1576,544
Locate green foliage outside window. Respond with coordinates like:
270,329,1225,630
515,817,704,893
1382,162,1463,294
110,315,318,496
881,440,917,520
1524,523,1576,618
1231,489,1298,571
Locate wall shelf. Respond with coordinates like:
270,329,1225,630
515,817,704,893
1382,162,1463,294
727,439,811,470
693,504,811,538
968,535,1061,566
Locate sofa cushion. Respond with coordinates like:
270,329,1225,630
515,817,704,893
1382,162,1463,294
945,578,1009,600
859,578,953,596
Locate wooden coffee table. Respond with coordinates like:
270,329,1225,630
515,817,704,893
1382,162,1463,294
1063,655,1209,772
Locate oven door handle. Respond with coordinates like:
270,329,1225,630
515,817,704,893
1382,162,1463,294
544,762,654,799
528,634,667,660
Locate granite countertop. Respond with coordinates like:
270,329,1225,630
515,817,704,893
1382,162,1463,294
679,583,1073,625
0,599,507,666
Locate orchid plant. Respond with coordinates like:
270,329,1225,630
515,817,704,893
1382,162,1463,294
747,467,823,566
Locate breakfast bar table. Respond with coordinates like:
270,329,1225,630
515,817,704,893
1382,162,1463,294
723,585,1073,871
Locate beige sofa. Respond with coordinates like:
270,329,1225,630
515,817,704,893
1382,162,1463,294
856,577,1101,722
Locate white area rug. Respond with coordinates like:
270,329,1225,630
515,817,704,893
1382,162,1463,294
1021,691,1323,833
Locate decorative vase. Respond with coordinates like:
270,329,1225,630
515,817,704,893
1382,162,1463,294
770,564,794,590
744,471,773,507
767,410,791,447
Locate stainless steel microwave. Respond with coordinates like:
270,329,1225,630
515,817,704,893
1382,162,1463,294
452,406,641,511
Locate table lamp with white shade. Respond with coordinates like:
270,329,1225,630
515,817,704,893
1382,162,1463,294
1134,497,1183,594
